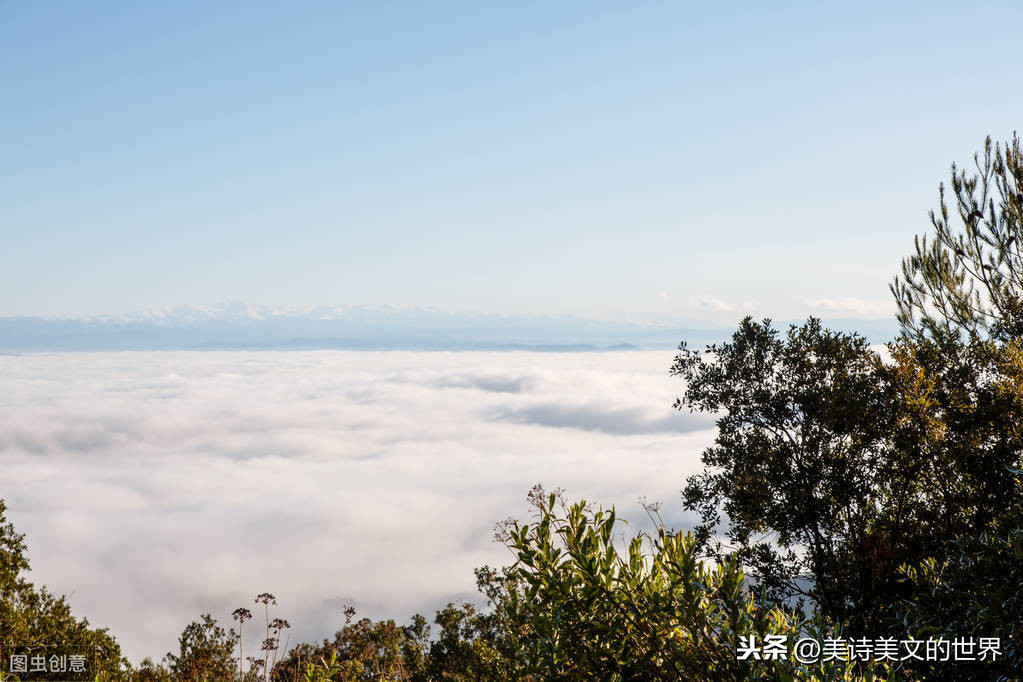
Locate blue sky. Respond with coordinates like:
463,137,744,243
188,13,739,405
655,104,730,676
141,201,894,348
3,1,1021,320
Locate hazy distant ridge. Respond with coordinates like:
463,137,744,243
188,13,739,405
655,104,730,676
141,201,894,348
0,302,898,351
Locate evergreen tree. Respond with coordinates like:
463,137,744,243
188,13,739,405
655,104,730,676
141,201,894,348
892,134,1023,342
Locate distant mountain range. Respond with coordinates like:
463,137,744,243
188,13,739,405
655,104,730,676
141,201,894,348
0,302,900,351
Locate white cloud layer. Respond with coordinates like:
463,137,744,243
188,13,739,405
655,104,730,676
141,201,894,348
803,297,894,318
686,296,758,313
0,350,714,664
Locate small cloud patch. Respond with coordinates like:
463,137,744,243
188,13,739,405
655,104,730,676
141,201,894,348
493,402,716,435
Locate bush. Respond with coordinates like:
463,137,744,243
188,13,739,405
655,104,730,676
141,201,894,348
497,486,893,681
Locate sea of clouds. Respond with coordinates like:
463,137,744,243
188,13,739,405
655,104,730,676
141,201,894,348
0,350,716,663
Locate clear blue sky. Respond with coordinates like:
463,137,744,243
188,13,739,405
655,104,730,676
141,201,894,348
2,1,1021,321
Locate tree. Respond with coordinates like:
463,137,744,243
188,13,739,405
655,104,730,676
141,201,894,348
673,318,900,628
271,595,523,681
163,614,237,682
892,134,1023,342
135,656,172,682
891,341,1023,680
0,499,129,679
672,317,1023,632
899,474,1023,680
668,135,1023,679
273,607,426,682
422,598,525,681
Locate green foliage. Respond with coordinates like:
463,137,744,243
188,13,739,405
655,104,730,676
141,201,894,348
673,319,899,628
892,134,1023,342
133,657,171,682
498,486,892,681
898,471,1023,680
423,600,521,680
886,141,1023,679
271,595,523,682
672,316,1023,635
163,614,237,682
886,336,1023,537
0,499,128,679
273,607,424,681
300,651,340,682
